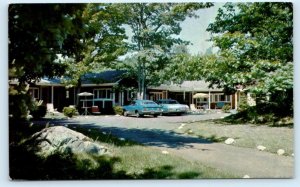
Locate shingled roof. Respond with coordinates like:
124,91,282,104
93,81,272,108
149,80,222,92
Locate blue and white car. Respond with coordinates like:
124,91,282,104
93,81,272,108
122,100,162,117
156,99,189,116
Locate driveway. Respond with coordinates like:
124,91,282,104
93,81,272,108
66,113,293,178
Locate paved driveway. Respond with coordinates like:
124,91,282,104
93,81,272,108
66,113,293,178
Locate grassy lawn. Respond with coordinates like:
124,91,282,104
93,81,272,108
174,119,294,156
9,121,237,179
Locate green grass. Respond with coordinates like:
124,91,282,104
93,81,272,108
175,120,294,155
9,121,237,180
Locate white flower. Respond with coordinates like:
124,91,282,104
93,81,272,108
225,138,235,145
102,132,106,135
119,138,125,141
257,145,266,151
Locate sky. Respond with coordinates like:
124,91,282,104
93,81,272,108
179,3,224,55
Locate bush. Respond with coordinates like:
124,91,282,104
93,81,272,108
30,105,47,119
63,107,77,118
113,106,123,115
222,104,231,113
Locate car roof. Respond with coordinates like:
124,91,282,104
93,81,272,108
157,99,176,101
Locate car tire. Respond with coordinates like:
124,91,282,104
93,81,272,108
153,114,158,117
136,111,143,117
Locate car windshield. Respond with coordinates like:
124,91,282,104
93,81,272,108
166,100,179,104
142,101,156,105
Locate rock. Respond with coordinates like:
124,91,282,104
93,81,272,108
115,114,121,117
178,123,186,129
224,138,235,145
243,175,250,178
257,145,266,151
277,149,285,155
26,126,109,157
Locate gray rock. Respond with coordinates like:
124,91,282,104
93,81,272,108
26,126,109,157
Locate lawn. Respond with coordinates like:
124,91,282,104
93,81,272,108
9,121,237,180
174,119,294,156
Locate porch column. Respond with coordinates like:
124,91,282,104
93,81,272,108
192,91,194,104
183,91,186,101
73,88,76,105
39,86,42,101
235,92,238,110
51,86,54,104
121,91,124,106
208,91,211,110
112,92,115,107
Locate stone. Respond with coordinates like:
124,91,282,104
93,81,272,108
243,175,250,178
26,126,109,157
224,138,235,145
257,145,266,151
178,123,186,129
277,149,285,156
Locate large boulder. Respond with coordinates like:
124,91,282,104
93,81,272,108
26,126,109,157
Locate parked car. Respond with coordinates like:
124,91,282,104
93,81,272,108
156,99,189,115
122,100,162,117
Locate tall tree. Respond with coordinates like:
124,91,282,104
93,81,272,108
61,4,127,105
9,4,87,118
120,3,213,99
167,2,293,116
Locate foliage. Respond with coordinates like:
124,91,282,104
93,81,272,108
113,105,124,115
118,3,213,99
63,107,77,118
222,104,231,113
61,4,128,89
9,4,87,118
166,2,293,117
30,104,47,119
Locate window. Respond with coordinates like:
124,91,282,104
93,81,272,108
29,88,39,100
211,93,231,102
93,89,112,99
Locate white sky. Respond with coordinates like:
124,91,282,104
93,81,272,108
179,3,224,55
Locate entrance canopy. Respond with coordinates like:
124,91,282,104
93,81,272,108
193,93,209,99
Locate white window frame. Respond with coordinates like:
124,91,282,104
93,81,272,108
93,88,112,99
211,93,231,102
29,87,39,100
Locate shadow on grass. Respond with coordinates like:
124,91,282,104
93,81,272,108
9,145,202,180
197,134,229,143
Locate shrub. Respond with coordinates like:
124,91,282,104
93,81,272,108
63,107,77,118
113,106,123,115
222,104,231,113
29,100,47,119
30,105,47,119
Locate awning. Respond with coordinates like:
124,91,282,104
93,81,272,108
193,93,209,98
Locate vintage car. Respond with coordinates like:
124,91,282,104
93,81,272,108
122,100,162,117
156,99,189,115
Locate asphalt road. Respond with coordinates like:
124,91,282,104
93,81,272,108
67,113,294,178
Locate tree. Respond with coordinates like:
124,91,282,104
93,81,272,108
60,4,127,105
119,3,213,99
169,2,293,116
9,4,86,118
207,2,293,116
